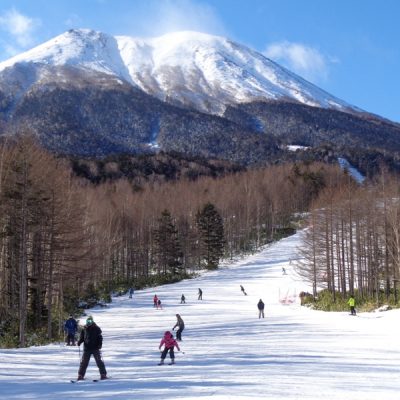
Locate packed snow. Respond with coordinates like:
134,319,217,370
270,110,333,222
1,231,400,399
0,29,358,115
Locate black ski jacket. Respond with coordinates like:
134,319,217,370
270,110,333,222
77,323,103,351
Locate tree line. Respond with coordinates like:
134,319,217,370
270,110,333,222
0,136,346,347
299,169,400,306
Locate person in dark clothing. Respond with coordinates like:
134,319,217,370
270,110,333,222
240,285,247,295
257,299,265,319
64,315,78,346
77,316,107,381
172,314,185,341
129,287,134,298
180,294,186,304
198,288,203,300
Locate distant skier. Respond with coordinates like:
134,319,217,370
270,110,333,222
157,299,163,310
348,295,356,315
158,330,180,365
129,287,134,298
153,294,158,308
172,314,185,341
64,315,78,346
282,267,287,275
240,285,247,295
76,316,107,381
257,299,265,318
198,288,203,300
180,294,186,304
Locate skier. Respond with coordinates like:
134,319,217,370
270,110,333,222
76,316,108,381
172,314,185,341
348,295,356,315
153,294,158,308
180,294,186,304
158,330,180,365
240,285,247,295
157,299,163,309
129,287,134,299
64,315,78,346
282,267,287,275
257,299,265,318
198,288,203,300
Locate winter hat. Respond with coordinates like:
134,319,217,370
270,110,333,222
86,316,94,325
164,330,172,337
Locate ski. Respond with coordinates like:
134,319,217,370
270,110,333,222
70,378,110,383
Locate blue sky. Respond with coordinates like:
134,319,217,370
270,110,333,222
0,0,399,122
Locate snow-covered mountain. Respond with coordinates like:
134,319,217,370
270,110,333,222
0,29,356,115
0,28,399,165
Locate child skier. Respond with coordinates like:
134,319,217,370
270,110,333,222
180,294,186,304
153,294,158,308
158,331,180,365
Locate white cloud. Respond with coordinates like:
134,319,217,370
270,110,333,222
64,14,82,28
135,0,227,37
0,8,41,48
264,41,336,83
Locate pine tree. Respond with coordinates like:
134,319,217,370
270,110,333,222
196,202,224,269
153,209,183,275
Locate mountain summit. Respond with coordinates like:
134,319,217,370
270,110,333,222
0,29,399,165
0,29,355,115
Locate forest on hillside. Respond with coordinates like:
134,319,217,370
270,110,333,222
298,171,400,310
0,136,350,347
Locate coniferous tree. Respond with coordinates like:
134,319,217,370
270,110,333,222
196,202,224,269
153,209,183,275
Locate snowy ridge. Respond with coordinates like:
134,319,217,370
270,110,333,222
0,29,358,115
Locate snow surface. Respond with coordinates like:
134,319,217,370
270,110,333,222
0,29,359,115
338,157,366,183
1,231,400,399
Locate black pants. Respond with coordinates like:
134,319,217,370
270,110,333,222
161,347,175,360
350,306,356,315
66,333,76,345
176,327,184,341
78,349,107,377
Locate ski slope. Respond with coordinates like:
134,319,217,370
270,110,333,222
1,231,400,399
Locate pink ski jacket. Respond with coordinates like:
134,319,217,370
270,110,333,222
159,331,180,351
